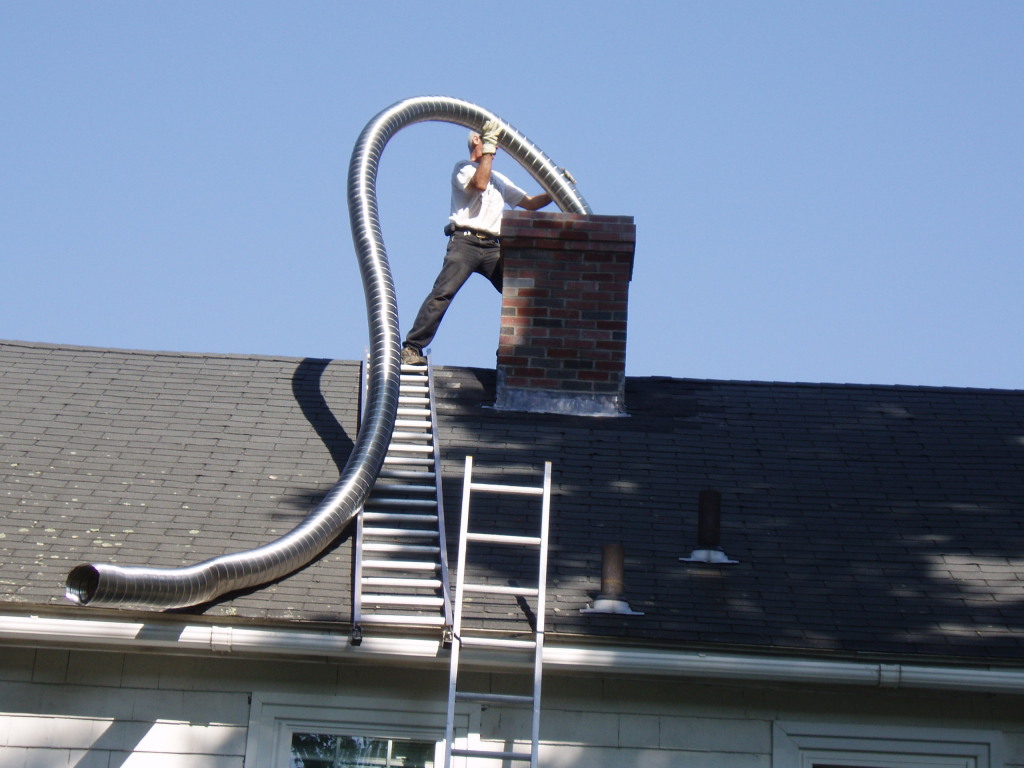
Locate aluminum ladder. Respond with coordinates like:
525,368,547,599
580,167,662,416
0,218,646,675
351,353,453,644
444,456,552,768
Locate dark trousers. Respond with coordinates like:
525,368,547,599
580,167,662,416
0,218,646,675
403,234,502,352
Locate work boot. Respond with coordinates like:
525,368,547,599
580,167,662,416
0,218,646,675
401,346,426,366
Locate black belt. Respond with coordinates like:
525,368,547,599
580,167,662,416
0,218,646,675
444,223,499,242
457,230,499,242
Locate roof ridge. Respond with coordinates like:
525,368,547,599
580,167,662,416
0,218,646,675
0,338,332,365
628,375,1024,395
3,339,1022,394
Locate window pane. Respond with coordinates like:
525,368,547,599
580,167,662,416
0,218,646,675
335,736,390,768
389,740,435,768
291,733,434,768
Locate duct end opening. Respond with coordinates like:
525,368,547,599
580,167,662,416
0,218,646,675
65,565,100,605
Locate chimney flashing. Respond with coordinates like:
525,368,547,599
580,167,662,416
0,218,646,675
493,369,629,417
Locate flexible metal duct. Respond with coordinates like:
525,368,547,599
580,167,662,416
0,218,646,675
64,96,590,610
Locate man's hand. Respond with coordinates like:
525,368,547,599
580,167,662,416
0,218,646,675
480,119,501,155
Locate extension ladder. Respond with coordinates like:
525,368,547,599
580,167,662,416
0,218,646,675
351,353,453,643
444,456,552,768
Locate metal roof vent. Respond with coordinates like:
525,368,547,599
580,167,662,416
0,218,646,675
680,489,738,564
581,543,644,615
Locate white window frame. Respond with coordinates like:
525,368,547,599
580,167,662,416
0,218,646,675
773,721,1003,768
245,692,481,768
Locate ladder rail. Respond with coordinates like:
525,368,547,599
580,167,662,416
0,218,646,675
351,352,371,634
443,456,475,765
352,515,365,631
426,355,455,633
532,460,552,764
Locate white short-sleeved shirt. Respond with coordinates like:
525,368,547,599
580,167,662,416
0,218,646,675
448,160,526,236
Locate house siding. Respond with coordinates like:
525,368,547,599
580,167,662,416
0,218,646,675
2,647,249,767
2,645,1023,767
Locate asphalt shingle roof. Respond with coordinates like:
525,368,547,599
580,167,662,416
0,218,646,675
2,339,1023,663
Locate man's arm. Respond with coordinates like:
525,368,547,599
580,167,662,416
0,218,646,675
469,152,494,191
517,192,553,211
469,120,501,191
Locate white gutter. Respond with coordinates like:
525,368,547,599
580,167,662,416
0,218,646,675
3,614,1022,696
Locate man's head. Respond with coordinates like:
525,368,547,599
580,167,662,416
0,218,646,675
468,119,500,161
467,130,482,160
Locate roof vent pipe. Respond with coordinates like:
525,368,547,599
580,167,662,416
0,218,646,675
581,543,644,615
680,489,738,564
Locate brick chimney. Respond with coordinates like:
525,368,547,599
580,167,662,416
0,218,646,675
495,211,636,417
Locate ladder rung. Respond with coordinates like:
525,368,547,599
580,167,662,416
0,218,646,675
455,691,534,706
450,749,533,762
387,444,434,453
363,512,439,524
462,583,539,597
362,594,444,607
365,497,437,507
398,396,429,404
469,482,545,496
393,421,430,434
383,456,433,465
466,532,542,546
369,483,437,494
362,576,442,588
362,527,438,539
378,469,436,480
459,636,537,650
362,543,440,554
361,559,439,570
396,407,430,416
390,430,433,442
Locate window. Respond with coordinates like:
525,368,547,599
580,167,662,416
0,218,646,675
773,722,1003,768
290,733,435,768
245,693,479,768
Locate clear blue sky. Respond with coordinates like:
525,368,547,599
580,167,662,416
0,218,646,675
3,2,1021,389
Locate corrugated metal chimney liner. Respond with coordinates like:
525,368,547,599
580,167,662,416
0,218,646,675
64,96,591,610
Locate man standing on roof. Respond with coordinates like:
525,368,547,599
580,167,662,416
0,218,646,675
400,119,554,366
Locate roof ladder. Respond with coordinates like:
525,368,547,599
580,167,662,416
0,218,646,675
351,352,453,644
444,456,552,768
